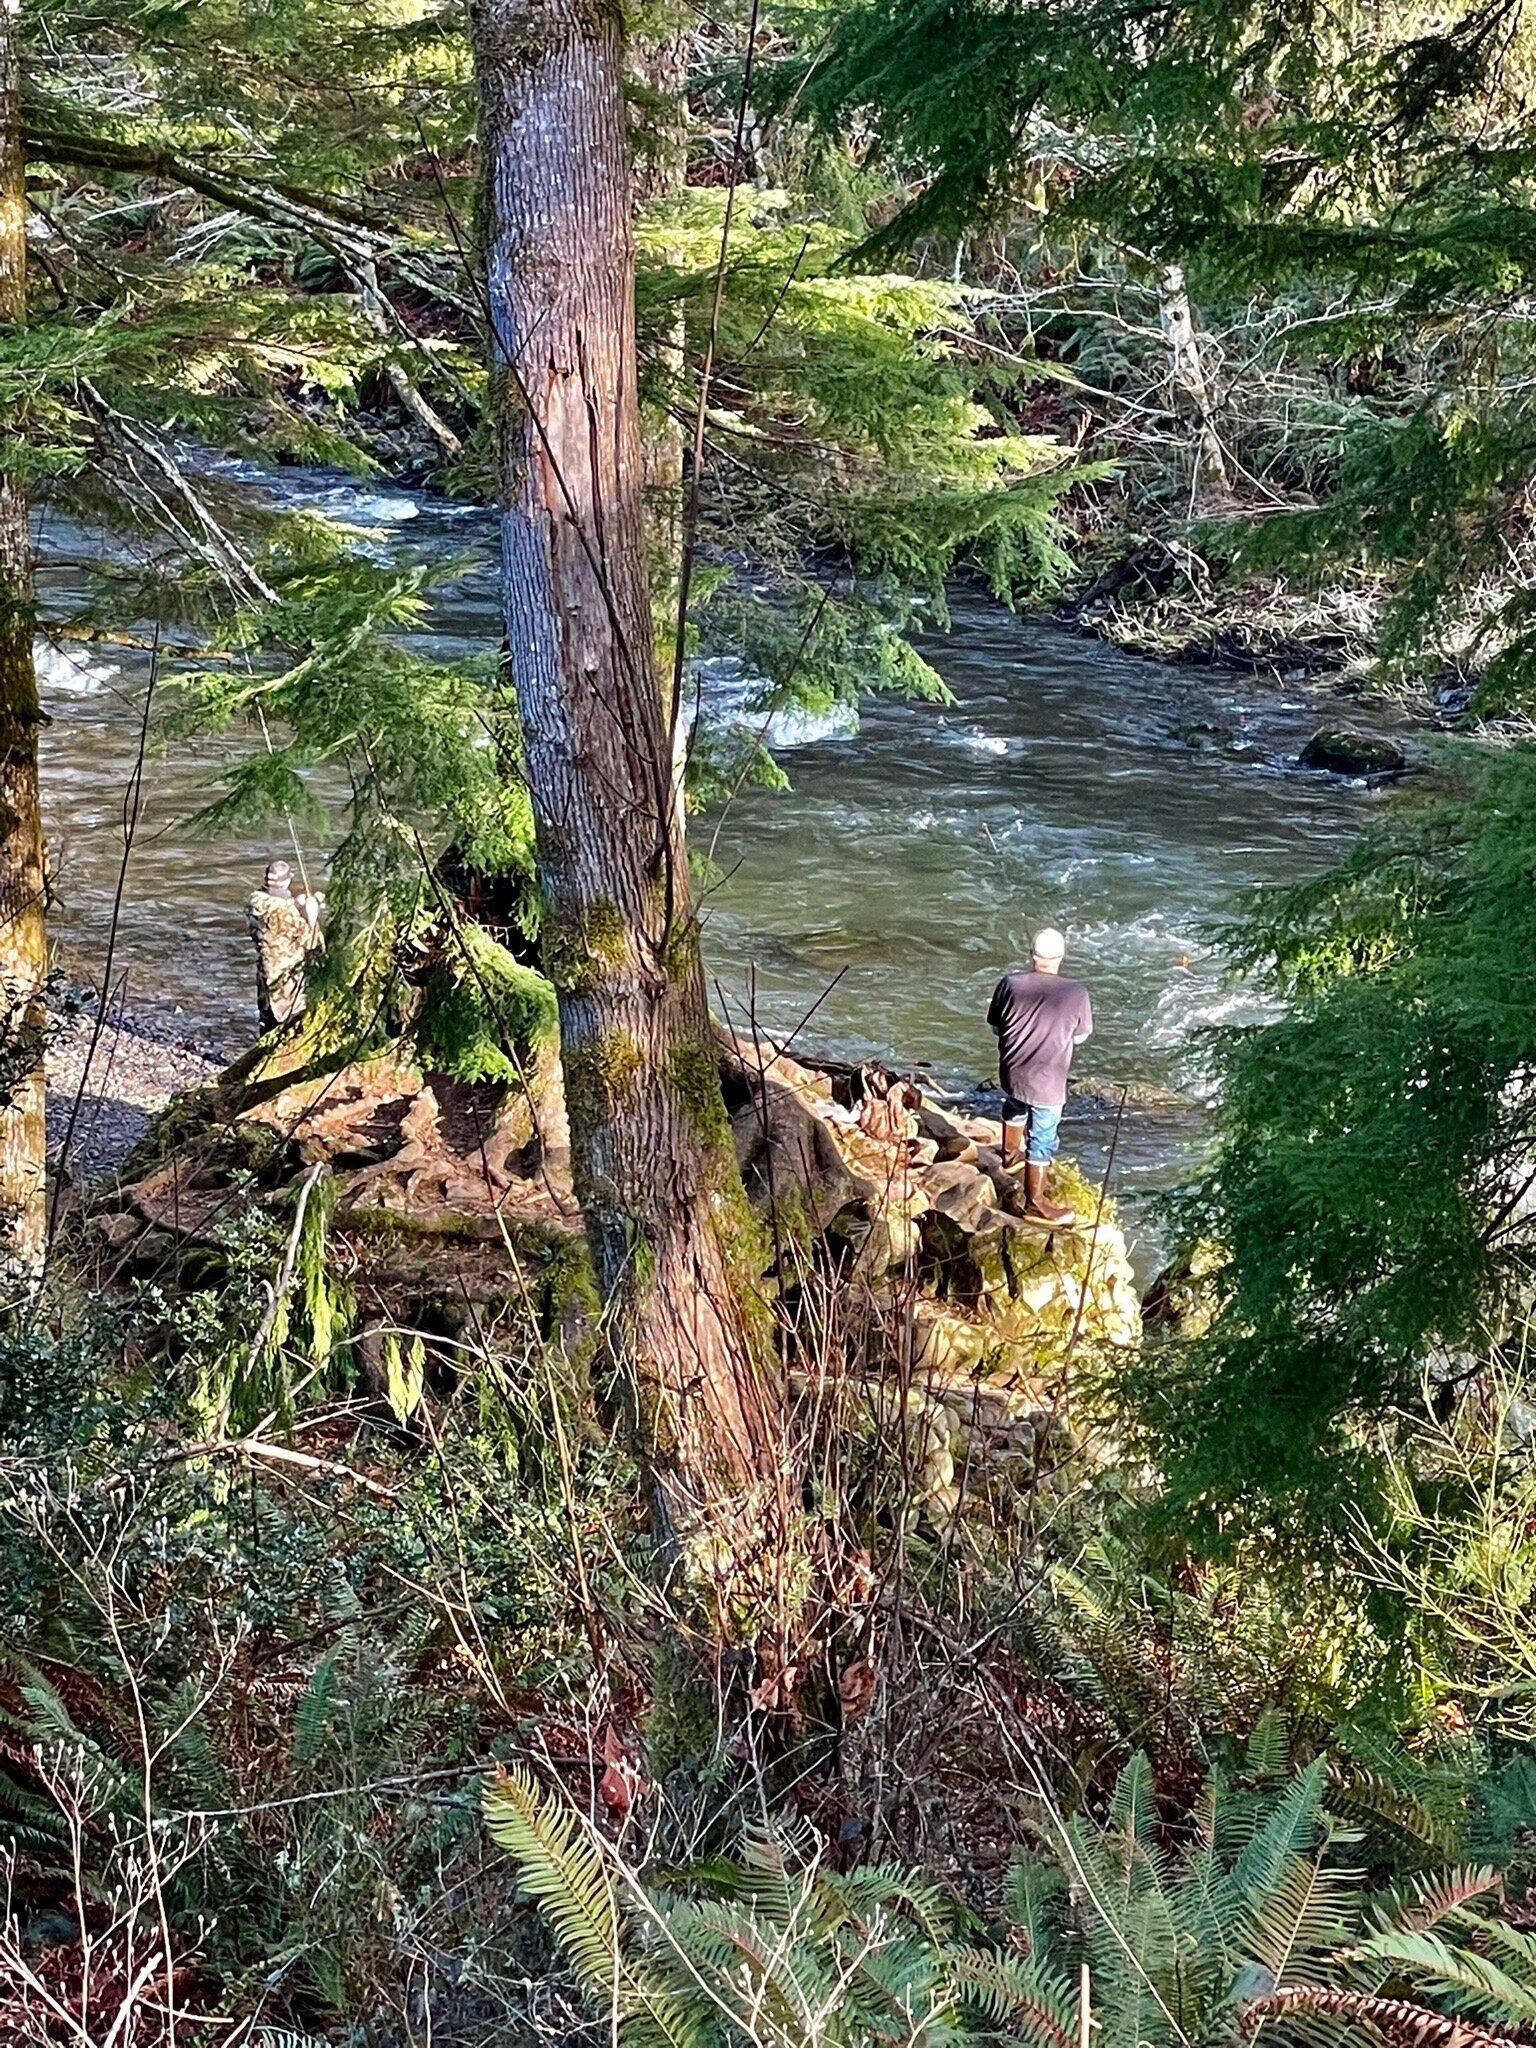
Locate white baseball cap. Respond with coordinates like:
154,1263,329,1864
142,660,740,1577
1031,927,1066,962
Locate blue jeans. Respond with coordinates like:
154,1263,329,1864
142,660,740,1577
1002,1098,1062,1165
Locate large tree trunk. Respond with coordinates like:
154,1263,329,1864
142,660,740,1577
0,3,48,1296
471,0,791,1648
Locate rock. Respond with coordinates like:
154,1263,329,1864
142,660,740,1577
730,1070,866,1241
1174,718,1228,753
909,1302,995,1376
718,1029,834,1101
854,1067,923,1145
844,1181,930,1279
914,1102,987,1161
1298,725,1407,778
1142,1239,1227,1338
924,1206,1055,1309
919,1158,1004,1235
861,1380,959,1515
973,1149,1034,1218
1432,670,1475,719
91,1209,140,1250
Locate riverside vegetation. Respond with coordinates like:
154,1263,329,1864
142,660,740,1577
6,0,1536,2042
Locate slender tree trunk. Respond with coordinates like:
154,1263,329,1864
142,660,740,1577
0,1,48,1295
348,256,463,462
471,0,792,1647
1156,261,1228,501
1125,25,1228,506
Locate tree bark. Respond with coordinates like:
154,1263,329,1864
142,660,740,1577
632,32,690,801
471,0,791,1647
1156,260,1228,501
0,0,48,1294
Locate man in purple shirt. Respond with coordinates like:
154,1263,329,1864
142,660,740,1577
986,927,1093,1227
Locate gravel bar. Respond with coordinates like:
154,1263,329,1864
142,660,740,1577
47,995,226,1185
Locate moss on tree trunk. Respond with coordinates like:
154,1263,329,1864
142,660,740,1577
471,0,795,1659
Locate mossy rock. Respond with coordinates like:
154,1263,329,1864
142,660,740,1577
1298,725,1407,777
112,1104,298,1203
1143,1238,1228,1339
921,1208,1056,1307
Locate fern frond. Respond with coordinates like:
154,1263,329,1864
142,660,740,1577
1359,1929,1536,2027
1245,1711,1292,1786
956,1949,1078,2048
1476,1918,1536,1985
1174,1845,1241,1971
1243,1983,1527,2048
1330,1768,1466,1865
1005,1860,1069,1958
293,1641,349,1767
721,1821,822,1931
483,1763,623,1993
830,1859,958,1948
1230,1758,1329,1902
1107,1751,1157,1849
1365,1867,1502,1942
1238,1853,1357,1987
482,1765,709,2048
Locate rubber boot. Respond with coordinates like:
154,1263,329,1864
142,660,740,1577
1024,1160,1076,1228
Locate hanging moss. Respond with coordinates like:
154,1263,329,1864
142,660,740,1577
415,926,558,1083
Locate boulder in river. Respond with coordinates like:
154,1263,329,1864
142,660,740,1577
1299,724,1407,778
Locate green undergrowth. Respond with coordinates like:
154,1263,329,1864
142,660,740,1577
0,1269,640,2041
14,1107,1536,2045
17,746,1536,2041
485,1731,1536,2048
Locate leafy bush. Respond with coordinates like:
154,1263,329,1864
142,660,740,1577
0,1252,620,2036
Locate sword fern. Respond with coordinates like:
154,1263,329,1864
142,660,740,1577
485,1754,1518,2048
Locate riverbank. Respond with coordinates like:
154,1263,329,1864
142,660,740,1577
36,463,1415,1241
1057,540,1480,728
47,994,222,1187
42,993,1195,1288
38,616,1392,1276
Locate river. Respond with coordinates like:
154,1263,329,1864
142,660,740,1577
36,465,1397,1246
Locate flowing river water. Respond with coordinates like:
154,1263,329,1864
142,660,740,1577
37,465,1401,1255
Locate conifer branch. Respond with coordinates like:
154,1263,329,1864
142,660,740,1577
21,118,394,244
